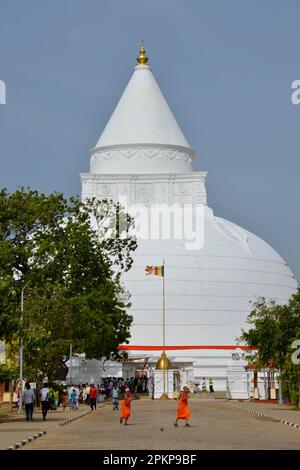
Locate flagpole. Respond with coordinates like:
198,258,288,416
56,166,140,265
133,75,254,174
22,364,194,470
152,260,170,400
163,258,165,350
163,258,165,396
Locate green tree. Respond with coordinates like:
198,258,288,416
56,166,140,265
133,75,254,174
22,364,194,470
241,291,300,407
0,188,137,381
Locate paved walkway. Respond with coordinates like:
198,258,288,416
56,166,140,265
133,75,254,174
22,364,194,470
20,400,300,450
0,404,93,450
231,401,300,427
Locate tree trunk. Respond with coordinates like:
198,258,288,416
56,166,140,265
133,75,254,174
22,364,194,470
278,368,283,405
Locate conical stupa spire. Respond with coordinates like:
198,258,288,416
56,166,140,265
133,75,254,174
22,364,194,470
94,45,191,149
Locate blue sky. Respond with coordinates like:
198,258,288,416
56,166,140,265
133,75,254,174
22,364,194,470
0,0,299,281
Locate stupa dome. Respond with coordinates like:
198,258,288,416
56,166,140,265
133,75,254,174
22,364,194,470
122,205,297,349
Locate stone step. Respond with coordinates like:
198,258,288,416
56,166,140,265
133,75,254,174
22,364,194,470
190,391,227,400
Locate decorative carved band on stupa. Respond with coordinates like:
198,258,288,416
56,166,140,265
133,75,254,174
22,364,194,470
89,144,195,173
80,171,208,206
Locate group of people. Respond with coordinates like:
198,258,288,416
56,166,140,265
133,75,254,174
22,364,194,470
195,378,214,393
21,377,145,422
66,383,98,410
64,379,138,406
101,376,149,395
22,382,52,421
22,376,207,426
66,381,133,419
21,382,100,421
118,386,192,427
63,383,102,406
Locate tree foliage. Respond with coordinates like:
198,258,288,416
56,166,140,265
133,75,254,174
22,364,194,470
241,291,300,406
0,188,137,381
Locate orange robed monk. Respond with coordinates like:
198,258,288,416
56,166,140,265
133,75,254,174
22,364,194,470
174,386,191,427
120,388,132,425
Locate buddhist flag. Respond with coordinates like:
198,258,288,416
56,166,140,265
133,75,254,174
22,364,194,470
145,265,164,277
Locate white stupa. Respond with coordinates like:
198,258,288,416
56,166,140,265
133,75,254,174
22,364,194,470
80,44,298,394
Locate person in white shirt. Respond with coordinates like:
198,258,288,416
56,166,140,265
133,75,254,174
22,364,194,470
40,383,49,421
23,382,35,421
74,386,80,409
85,383,91,406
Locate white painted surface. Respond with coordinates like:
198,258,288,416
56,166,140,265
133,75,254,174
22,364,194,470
122,207,297,347
65,358,122,384
81,172,207,205
89,144,194,174
152,369,175,399
96,65,190,149
227,365,249,400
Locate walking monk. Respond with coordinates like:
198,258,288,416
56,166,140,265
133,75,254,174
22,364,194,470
174,386,191,427
120,388,132,425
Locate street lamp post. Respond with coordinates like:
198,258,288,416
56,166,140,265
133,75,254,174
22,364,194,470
69,344,73,386
155,260,171,399
18,281,30,414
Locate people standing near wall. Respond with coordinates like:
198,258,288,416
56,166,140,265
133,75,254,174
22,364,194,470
174,386,191,427
85,383,90,406
82,385,87,404
53,388,59,409
209,378,214,393
74,385,80,409
96,385,101,402
23,382,35,421
112,385,119,410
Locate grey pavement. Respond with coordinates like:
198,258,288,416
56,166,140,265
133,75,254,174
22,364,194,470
20,400,300,450
231,401,300,427
0,404,93,450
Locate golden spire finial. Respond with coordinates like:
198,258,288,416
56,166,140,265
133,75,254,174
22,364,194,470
136,40,149,65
